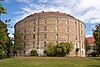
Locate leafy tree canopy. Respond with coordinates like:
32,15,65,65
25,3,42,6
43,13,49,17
93,24,100,55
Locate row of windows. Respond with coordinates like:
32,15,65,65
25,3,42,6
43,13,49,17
33,18,81,26
23,20,83,34
42,18,82,27
24,42,84,51
24,42,46,48
76,43,84,49
22,19,84,33
24,34,80,41
24,34,35,40
28,26,82,34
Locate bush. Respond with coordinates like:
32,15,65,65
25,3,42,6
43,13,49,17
90,52,97,57
44,48,56,56
44,42,74,57
0,49,7,59
30,50,38,56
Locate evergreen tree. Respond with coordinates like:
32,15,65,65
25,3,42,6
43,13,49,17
93,24,100,56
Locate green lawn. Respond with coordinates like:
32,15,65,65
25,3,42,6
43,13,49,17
0,57,100,67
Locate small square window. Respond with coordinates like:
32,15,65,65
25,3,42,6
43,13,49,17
44,18,46,23
76,36,77,40
55,18,58,23
56,34,58,39
66,27,69,32
44,42,46,47
75,21,77,26
33,42,35,47
24,29,26,33
24,35,26,40
67,34,69,39
44,26,47,31
33,27,35,32
44,34,46,39
33,34,35,39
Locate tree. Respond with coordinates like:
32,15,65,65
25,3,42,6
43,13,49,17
0,0,13,58
5,37,13,57
30,50,38,56
44,42,56,56
47,42,55,48
0,21,8,58
93,24,100,56
0,4,7,20
14,31,24,56
66,42,74,54
85,39,91,51
44,42,74,57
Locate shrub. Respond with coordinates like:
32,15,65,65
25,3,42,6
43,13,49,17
30,50,38,56
44,42,74,57
90,52,97,57
44,48,56,56
0,49,7,59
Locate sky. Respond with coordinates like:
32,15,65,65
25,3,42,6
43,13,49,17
1,0,100,38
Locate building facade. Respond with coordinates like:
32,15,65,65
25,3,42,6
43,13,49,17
14,11,86,57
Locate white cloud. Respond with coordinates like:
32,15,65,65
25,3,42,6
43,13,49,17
14,0,100,24
72,0,100,24
86,34,93,38
9,33,14,37
16,0,31,3
13,0,100,37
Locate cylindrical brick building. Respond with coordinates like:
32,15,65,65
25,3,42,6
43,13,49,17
14,11,86,57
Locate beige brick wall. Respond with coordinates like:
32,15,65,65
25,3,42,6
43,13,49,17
15,12,86,57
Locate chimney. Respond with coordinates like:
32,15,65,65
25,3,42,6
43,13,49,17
42,11,44,12
57,11,59,13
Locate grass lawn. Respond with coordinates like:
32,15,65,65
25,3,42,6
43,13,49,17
0,57,100,67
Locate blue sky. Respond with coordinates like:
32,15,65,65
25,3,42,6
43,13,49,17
1,0,100,37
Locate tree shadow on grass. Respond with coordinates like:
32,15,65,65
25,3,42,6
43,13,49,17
87,65,100,67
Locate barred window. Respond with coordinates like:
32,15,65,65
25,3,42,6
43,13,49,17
44,26,47,31
33,42,35,47
33,27,35,32
44,42,46,47
24,35,26,40
44,34,46,39
44,18,46,23
55,18,58,23
56,34,58,39
75,21,77,26
33,34,35,39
